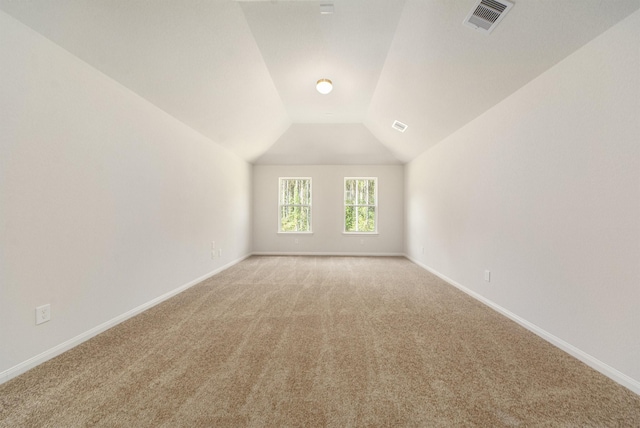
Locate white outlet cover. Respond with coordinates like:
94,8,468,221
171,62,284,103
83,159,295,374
36,304,51,325
484,270,491,282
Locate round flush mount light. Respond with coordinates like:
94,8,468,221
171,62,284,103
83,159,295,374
316,78,333,95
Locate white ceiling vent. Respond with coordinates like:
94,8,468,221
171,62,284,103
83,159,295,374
463,0,513,34
392,120,408,133
320,4,334,15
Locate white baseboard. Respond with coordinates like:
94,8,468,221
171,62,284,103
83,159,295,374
406,255,640,396
0,254,251,385
251,252,404,257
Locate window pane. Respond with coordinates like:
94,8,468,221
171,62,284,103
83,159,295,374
360,179,374,204
357,179,366,204
280,206,311,232
344,205,356,232
281,179,310,205
344,206,376,232
366,179,375,204
350,179,375,205
301,179,311,205
345,179,356,204
357,206,376,232
279,180,286,204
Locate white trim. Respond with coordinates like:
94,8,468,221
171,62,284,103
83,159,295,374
277,232,314,235
405,255,640,396
342,232,379,236
0,254,251,385
252,251,403,257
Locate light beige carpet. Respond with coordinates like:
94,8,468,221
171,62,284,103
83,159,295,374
1,256,638,427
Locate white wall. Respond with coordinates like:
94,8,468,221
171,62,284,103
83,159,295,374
0,11,252,381
405,11,640,392
253,165,404,255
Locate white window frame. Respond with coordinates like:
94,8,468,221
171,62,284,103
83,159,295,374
343,177,378,234
278,177,313,233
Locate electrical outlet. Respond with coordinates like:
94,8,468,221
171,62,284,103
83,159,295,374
211,250,216,259
218,249,222,257
484,270,491,282
36,304,51,325
211,241,216,250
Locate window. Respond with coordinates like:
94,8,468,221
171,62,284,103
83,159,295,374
344,177,377,233
279,178,312,232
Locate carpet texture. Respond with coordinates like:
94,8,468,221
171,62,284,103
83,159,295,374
1,256,638,427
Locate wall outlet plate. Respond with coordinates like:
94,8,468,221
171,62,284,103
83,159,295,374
484,270,491,282
36,304,51,325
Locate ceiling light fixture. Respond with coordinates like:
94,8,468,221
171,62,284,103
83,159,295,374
316,79,333,95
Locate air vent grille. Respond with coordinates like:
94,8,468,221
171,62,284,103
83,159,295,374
463,0,513,34
320,4,334,15
392,120,408,133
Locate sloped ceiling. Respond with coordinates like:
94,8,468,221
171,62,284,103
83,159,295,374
1,0,638,164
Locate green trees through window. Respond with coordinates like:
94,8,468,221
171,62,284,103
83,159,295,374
344,178,377,233
279,178,312,232
277,177,378,234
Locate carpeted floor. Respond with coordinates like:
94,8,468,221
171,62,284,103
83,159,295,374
1,256,638,427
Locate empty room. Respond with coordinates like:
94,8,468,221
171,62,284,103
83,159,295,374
1,0,639,426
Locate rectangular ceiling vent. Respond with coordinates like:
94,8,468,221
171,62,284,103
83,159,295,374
463,0,513,34
320,4,334,15
392,120,408,133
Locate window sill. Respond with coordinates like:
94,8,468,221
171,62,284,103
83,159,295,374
277,232,314,235
342,232,379,236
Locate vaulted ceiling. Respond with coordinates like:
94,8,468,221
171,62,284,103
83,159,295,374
1,0,638,164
